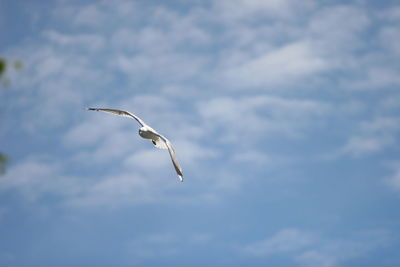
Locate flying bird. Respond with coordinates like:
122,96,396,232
87,108,184,182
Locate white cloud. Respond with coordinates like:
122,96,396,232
110,7,210,52
78,6,104,25
63,113,127,148
223,41,327,89
174,139,219,167
307,5,369,52
63,109,140,165
52,0,140,29
231,150,271,165
214,0,316,22
114,51,207,84
379,26,400,56
0,154,189,209
106,7,212,85
127,232,179,260
340,136,394,157
214,4,374,92
350,67,400,90
44,30,105,51
242,228,392,266
123,149,171,172
242,228,316,256
360,117,400,133
388,171,400,191
300,230,392,267
126,231,214,262
0,154,181,208
67,173,156,208
338,117,400,157
0,159,82,202
379,6,400,21
379,95,400,111
385,163,400,192
5,40,112,133
198,95,330,143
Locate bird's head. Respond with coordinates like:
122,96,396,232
138,126,146,136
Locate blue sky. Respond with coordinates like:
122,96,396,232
1,0,400,266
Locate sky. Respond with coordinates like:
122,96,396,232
1,0,400,266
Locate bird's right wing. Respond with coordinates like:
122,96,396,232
87,108,146,126
157,135,184,182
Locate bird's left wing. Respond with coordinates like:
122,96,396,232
157,134,184,182
87,108,146,126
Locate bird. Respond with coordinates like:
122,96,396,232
87,108,184,182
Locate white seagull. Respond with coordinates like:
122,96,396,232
87,108,184,182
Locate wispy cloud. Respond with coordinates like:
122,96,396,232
338,117,400,157
385,163,400,192
223,41,328,89
0,159,82,202
242,228,316,256
214,0,316,21
126,231,213,263
198,95,330,143
242,228,393,267
44,30,105,51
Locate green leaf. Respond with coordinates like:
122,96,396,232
0,152,7,174
0,58,6,76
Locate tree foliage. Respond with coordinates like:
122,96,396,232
0,57,22,174
0,57,22,87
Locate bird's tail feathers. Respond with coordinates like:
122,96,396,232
152,138,168,149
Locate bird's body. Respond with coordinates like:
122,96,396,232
139,126,168,149
139,126,158,140
87,108,184,182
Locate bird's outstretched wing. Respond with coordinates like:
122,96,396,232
157,134,184,182
87,108,146,126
